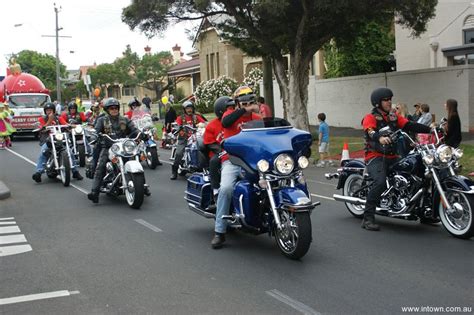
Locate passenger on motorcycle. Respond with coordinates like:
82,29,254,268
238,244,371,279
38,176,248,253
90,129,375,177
361,87,431,231
61,102,87,124
125,97,141,119
32,102,83,183
204,96,236,199
170,100,207,180
87,98,144,203
211,86,262,249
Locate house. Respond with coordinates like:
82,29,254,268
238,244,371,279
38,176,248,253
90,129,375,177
395,0,474,70
167,46,201,100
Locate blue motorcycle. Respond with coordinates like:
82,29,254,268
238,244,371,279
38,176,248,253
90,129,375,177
185,118,319,259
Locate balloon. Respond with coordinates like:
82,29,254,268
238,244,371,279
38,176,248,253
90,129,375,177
161,96,168,105
94,88,100,97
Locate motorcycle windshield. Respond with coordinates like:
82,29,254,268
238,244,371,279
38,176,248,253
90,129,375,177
131,109,153,130
223,118,312,170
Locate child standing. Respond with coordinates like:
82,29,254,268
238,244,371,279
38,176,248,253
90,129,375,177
316,113,332,167
0,103,16,149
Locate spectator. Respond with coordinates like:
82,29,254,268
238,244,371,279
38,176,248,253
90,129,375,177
256,96,272,118
164,102,177,133
417,104,432,126
411,103,422,122
316,113,333,167
54,101,62,114
444,98,462,148
142,94,152,110
169,94,174,104
395,103,411,156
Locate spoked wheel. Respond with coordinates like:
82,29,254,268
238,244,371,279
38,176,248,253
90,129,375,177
125,173,145,209
439,190,474,239
146,147,159,169
343,174,366,218
59,151,71,187
274,211,312,260
78,144,86,167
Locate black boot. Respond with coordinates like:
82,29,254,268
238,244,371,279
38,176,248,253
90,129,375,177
144,185,151,196
156,158,163,166
32,172,42,183
73,171,83,180
361,216,380,231
170,165,178,180
87,191,99,203
211,233,226,249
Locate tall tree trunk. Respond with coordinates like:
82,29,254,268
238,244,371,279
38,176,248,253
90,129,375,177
262,56,274,115
272,56,289,120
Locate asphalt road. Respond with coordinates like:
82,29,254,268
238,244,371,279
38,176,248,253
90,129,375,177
0,138,472,315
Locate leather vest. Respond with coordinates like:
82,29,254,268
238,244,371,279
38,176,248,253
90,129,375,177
364,108,399,155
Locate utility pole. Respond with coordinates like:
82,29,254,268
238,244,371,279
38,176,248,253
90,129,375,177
42,4,71,104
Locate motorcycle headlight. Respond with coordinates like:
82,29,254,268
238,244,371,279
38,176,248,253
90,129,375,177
274,154,294,175
453,148,464,159
298,156,309,169
423,154,434,165
111,143,121,155
257,159,270,173
55,133,64,141
436,145,453,163
74,125,83,134
123,140,137,155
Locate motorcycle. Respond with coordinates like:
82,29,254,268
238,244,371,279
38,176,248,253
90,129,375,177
131,109,160,169
40,125,74,187
161,123,177,149
326,126,474,239
170,123,206,176
185,118,319,259
70,122,95,167
97,133,149,209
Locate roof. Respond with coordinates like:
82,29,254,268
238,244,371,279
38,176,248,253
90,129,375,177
192,14,234,48
442,43,474,56
167,58,200,77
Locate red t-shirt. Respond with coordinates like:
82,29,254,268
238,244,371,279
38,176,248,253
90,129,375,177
39,115,67,128
61,112,86,123
222,109,262,139
175,113,206,126
362,110,409,161
125,111,133,119
203,118,224,158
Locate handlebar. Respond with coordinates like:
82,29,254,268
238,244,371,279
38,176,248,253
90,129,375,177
99,132,142,143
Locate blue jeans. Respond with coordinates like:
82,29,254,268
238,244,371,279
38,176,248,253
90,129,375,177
214,160,241,234
35,143,78,173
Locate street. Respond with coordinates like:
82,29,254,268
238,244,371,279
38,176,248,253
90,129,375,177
0,139,473,314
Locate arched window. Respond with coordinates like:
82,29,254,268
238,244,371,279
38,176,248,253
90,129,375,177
463,15,474,44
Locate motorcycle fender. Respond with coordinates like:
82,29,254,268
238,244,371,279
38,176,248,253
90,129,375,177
336,159,365,189
124,160,144,173
275,187,316,212
147,139,157,147
433,175,474,217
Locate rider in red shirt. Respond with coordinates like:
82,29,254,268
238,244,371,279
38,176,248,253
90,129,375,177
61,102,87,124
124,97,141,119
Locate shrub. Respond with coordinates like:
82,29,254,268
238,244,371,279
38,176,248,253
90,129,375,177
243,67,263,96
194,76,238,110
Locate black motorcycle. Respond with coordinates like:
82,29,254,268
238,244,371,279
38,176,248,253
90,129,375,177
326,127,474,239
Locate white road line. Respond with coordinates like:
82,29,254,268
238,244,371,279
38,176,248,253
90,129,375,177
306,179,337,187
0,221,16,225
0,217,15,221
311,193,334,201
0,244,32,257
0,290,80,306
266,289,321,315
0,234,27,245
6,148,87,195
134,219,163,232
0,226,21,234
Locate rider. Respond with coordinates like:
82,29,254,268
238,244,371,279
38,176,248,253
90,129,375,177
170,100,206,180
361,87,432,231
87,98,145,203
204,96,236,201
32,102,83,183
125,97,141,119
61,101,87,124
211,86,261,249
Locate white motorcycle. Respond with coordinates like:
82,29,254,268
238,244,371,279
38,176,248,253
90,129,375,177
42,125,75,187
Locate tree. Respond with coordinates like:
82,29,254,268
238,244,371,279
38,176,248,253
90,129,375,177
88,63,122,87
136,51,174,100
13,50,66,91
324,21,396,78
122,0,437,131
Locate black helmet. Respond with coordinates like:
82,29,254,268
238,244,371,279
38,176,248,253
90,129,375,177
182,100,195,110
104,98,120,111
370,87,393,107
128,97,141,108
214,96,235,119
43,102,56,114
68,101,78,111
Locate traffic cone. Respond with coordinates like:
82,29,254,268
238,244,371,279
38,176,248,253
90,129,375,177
341,142,350,162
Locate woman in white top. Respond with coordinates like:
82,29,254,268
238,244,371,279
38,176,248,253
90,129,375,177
417,103,432,126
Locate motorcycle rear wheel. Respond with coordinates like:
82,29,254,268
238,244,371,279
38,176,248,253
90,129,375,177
343,174,366,218
59,150,71,187
439,190,474,239
78,144,86,167
146,147,159,169
274,211,312,260
125,173,145,209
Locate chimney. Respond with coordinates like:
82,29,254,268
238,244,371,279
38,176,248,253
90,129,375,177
144,45,152,55
172,44,181,64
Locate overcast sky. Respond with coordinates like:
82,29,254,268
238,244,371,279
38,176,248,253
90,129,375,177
1,0,196,76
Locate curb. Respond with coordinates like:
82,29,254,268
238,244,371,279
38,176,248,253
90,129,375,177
0,181,11,200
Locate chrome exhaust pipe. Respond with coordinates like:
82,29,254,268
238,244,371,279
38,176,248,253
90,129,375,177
325,173,339,180
333,194,367,205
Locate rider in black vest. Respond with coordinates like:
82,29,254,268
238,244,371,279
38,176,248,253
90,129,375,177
361,88,431,231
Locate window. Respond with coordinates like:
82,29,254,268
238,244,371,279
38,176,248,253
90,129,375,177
122,86,135,96
468,54,474,64
210,53,215,79
453,55,466,65
206,54,210,80
464,29,474,44
216,52,220,77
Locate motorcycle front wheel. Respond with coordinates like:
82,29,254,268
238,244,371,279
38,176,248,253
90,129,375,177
439,189,474,239
343,173,366,218
59,150,71,187
78,144,86,167
274,211,312,260
146,147,159,169
125,173,145,209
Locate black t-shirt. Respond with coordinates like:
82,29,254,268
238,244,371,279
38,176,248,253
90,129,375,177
445,115,462,148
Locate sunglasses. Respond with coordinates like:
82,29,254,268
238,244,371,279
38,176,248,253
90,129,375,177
108,106,119,110
381,98,392,102
240,101,255,107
